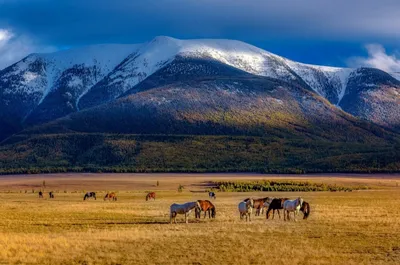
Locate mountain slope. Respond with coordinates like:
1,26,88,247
1,36,400,142
0,44,140,139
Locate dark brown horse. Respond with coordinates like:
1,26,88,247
300,201,310,219
244,197,270,216
38,191,43,198
104,192,117,201
266,198,289,219
196,200,216,219
146,192,156,201
49,192,54,199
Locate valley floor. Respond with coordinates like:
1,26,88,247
0,173,399,264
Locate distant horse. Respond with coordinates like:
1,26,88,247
266,198,289,219
170,201,201,224
104,192,117,201
283,197,304,221
209,192,216,200
245,197,270,216
146,192,156,201
38,191,43,198
196,200,216,219
238,199,254,222
83,192,96,201
300,201,310,219
49,192,54,199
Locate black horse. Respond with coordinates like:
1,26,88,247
209,191,216,200
49,192,55,199
83,192,96,201
38,191,43,198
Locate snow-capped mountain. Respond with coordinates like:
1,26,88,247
1,36,399,141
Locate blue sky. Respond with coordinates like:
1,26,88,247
0,0,399,71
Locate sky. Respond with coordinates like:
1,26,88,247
0,0,400,71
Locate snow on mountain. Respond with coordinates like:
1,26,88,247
81,36,354,107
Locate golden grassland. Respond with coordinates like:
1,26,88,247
0,173,399,264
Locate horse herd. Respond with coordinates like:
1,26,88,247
38,190,310,224
169,192,310,224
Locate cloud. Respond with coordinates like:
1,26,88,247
0,0,399,46
0,28,56,70
348,44,400,73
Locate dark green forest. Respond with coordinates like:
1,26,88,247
1,133,400,175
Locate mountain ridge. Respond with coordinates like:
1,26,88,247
1,36,400,141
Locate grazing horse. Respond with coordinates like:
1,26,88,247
238,199,254,222
300,201,310,219
283,197,304,221
266,198,289,219
38,191,43,198
196,200,216,219
245,197,270,216
49,192,54,199
208,191,216,200
170,201,201,224
104,192,117,201
83,192,96,201
146,192,156,201
261,197,274,215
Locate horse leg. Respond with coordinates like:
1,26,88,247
277,209,281,219
185,213,189,224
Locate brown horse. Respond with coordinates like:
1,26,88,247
266,198,289,219
244,197,270,216
196,200,216,219
300,201,310,219
104,192,117,201
146,192,156,201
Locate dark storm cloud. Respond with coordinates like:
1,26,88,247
1,0,400,45
0,0,399,69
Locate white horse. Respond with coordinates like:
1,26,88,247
238,199,254,222
170,201,201,224
283,197,303,221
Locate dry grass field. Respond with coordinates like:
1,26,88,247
0,173,399,265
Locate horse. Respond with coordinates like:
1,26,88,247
170,201,201,224
146,192,156,201
104,192,117,201
260,197,274,215
300,201,310,219
283,197,304,221
49,192,54,199
83,192,96,201
196,200,216,219
208,191,216,200
266,198,289,219
238,199,254,222
244,197,270,216
38,191,43,198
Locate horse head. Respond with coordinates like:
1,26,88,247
297,197,303,207
246,199,254,208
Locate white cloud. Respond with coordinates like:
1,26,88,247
348,44,400,73
0,28,56,70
